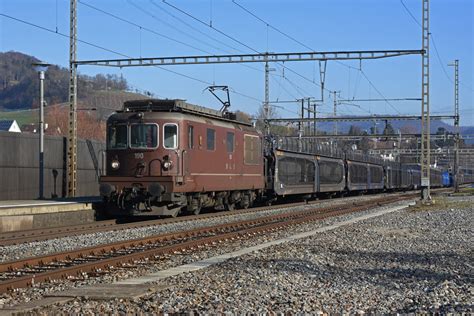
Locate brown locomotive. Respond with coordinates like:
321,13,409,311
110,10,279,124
100,99,264,217
100,98,454,218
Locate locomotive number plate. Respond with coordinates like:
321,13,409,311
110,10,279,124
134,153,144,159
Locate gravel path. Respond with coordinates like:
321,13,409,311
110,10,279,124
37,195,473,314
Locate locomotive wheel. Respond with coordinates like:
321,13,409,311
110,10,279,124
225,202,235,211
193,206,202,215
192,198,202,215
239,194,250,209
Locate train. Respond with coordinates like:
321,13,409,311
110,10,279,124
99,99,469,217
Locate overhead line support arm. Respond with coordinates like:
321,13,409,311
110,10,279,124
74,50,424,67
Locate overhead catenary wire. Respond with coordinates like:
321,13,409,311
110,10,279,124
80,1,265,102
399,0,474,93
231,0,399,113
149,0,244,54
139,0,268,75
430,34,454,84
161,0,326,92
79,0,214,55
399,0,422,28
360,69,402,114
0,12,262,104
80,0,274,86
232,0,315,52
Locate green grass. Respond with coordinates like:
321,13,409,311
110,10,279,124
409,195,473,212
450,186,474,196
0,109,37,126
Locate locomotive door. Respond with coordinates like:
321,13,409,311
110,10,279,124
226,131,238,176
163,123,180,176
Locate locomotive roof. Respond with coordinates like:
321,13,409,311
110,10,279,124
121,99,252,126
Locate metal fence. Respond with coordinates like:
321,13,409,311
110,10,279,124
0,131,104,200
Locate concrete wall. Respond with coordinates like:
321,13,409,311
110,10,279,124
0,131,104,200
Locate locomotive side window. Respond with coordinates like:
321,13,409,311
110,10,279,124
226,132,234,153
130,124,158,149
188,125,194,149
107,124,128,149
164,124,178,149
207,128,215,150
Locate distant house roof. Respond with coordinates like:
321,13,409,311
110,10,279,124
0,120,21,133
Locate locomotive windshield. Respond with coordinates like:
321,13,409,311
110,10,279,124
164,124,178,149
130,124,158,149
107,124,128,149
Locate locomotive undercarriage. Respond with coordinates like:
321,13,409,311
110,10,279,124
102,185,259,218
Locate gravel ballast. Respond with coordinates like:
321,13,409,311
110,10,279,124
28,195,473,314
0,193,390,263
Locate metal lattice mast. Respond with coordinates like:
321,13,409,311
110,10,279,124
333,91,338,135
420,0,431,201
264,61,269,121
449,59,460,192
313,102,317,135
307,98,311,135
67,0,78,197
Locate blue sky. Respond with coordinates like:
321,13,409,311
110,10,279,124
1,0,473,125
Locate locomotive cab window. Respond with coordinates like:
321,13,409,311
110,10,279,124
163,124,178,149
107,124,128,149
226,132,234,153
188,125,194,149
130,124,158,149
207,128,215,150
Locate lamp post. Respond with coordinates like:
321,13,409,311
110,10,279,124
32,62,51,199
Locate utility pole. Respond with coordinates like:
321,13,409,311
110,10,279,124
448,59,459,192
264,61,269,125
307,98,311,136
39,70,45,199
67,0,78,197
300,98,304,137
308,99,318,136
263,60,275,134
33,62,51,199
420,0,431,202
313,102,317,136
333,91,339,135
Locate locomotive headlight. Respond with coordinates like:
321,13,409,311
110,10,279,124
111,160,120,170
162,160,172,170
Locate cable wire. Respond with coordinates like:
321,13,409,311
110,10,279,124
162,0,325,92
0,12,262,104
430,34,454,84
79,0,213,54
360,69,402,114
149,0,245,54
81,0,267,78
231,0,399,114
399,0,422,28
398,0,474,93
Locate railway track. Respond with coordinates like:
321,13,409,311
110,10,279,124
0,194,416,293
0,191,429,246
0,200,316,246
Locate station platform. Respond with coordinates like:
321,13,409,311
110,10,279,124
0,197,101,233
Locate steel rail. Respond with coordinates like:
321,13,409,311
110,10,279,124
0,189,451,246
0,193,397,246
0,195,414,293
